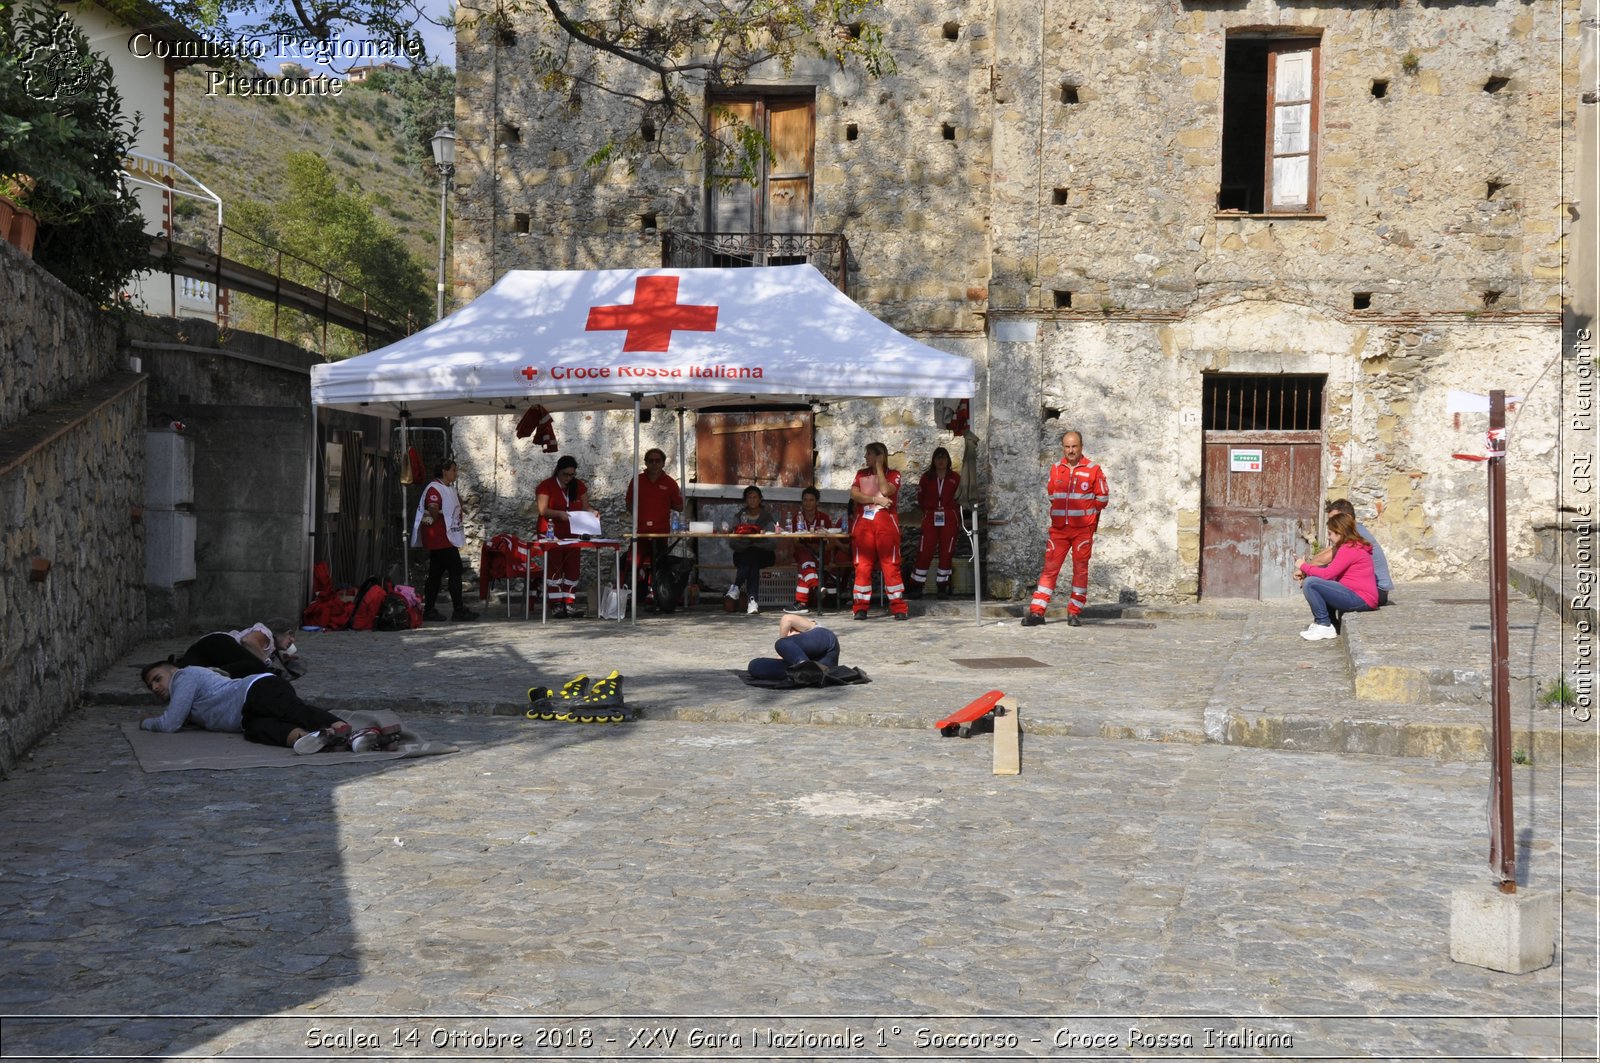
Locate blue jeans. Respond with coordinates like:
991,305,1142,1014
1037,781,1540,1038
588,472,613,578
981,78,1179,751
1302,577,1372,626
748,626,840,680
776,626,840,667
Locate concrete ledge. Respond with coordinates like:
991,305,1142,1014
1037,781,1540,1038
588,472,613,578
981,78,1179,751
1509,556,1593,626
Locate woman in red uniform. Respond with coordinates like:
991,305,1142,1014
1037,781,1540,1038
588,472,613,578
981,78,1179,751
906,446,960,600
849,442,909,620
536,455,597,618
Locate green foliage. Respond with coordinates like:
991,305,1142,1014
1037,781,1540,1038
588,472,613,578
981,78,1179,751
1540,678,1576,707
228,152,430,356
387,64,456,173
510,0,896,174
162,1,891,176
0,2,152,304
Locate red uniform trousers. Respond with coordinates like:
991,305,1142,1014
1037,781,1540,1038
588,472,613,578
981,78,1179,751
794,542,823,606
1030,524,1096,616
546,544,580,607
911,515,958,587
852,516,908,616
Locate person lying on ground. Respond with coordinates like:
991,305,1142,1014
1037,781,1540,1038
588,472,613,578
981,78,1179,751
745,611,864,685
139,661,360,754
175,619,302,679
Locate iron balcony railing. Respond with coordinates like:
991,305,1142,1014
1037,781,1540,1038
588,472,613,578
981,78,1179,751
661,231,849,292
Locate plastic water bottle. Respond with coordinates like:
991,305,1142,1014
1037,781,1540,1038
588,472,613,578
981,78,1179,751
670,511,682,533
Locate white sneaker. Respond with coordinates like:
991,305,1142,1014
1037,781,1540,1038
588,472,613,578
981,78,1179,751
747,598,760,614
1299,623,1338,641
726,582,740,599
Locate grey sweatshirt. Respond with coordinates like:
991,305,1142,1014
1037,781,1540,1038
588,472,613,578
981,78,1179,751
141,668,266,733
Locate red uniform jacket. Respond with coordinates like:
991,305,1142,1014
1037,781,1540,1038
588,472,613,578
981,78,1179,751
1047,457,1109,531
917,471,960,520
851,468,902,529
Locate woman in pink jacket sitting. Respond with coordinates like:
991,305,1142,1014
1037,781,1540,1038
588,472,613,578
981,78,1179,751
1294,511,1379,641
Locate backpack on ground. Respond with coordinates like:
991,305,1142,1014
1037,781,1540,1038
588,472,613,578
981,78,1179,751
374,593,412,631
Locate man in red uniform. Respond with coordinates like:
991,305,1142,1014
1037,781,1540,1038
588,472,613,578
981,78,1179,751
1022,430,1109,628
624,447,684,602
850,441,910,620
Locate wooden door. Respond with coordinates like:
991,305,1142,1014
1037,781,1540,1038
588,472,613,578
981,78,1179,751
1200,430,1323,599
694,410,814,490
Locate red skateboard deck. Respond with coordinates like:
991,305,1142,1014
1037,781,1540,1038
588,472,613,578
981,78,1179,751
935,690,1005,737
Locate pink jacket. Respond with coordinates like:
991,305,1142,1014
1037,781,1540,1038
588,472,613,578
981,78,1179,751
1300,541,1379,608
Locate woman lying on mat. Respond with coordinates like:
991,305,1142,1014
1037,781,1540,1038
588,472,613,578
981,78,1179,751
139,662,371,755
173,619,303,680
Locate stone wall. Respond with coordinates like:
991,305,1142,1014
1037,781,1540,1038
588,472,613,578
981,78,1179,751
128,318,320,634
0,240,145,775
453,0,1579,601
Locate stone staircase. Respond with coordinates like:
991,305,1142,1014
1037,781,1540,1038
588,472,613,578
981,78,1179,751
1509,519,1597,627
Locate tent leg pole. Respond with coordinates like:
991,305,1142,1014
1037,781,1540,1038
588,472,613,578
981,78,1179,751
399,415,410,588
631,394,642,625
966,506,983,626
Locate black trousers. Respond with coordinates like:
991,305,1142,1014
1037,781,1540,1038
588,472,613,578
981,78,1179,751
425,546,465,612
732,546,776,602
177,633,271,679
241,676,341,747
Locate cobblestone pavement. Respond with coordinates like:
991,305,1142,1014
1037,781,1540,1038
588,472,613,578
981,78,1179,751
86,582,1588,763
5,581,1593,1060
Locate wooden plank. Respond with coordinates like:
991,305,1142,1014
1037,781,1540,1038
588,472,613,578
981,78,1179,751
992,696,1020,775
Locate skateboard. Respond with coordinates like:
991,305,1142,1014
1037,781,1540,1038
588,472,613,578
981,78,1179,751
934,690,1006,738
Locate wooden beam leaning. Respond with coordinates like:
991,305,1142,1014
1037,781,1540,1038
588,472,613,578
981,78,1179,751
992,696,1020,775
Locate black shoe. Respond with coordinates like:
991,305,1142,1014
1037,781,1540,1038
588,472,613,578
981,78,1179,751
451,607,479,621
1020,613,1045,627
893,612,909,621
852,610,869,621
423,608,447,622
1065,614,1082,627
905,584,924,600
548,604,568,619
936,584,952,599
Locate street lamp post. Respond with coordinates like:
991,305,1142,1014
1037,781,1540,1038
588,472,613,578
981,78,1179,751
430,128,456,322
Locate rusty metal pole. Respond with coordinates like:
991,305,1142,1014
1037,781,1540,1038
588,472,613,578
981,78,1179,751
1487,389,1515,892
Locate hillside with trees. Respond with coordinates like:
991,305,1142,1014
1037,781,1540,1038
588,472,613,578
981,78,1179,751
170,63,453,355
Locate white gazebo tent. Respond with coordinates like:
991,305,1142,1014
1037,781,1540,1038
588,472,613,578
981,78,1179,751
310,264,980,620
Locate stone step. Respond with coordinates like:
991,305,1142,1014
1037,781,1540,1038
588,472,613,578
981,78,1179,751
1509,555,1594,627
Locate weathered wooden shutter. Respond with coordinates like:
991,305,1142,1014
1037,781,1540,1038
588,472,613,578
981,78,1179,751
708,100,758,232
765,100,813,234
1266,46,1317,212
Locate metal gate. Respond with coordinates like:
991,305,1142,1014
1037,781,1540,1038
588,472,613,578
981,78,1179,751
317,427,398,587
1199,375,1325,599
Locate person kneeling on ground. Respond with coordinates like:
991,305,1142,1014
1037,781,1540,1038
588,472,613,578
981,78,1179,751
140,661,364,754
1293,511,1379,641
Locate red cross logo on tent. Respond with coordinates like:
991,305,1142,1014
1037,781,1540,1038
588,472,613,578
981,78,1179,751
585,276,718,352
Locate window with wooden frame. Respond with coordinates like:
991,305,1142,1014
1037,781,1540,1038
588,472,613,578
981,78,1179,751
706,92,815,237
1218,35,1321,214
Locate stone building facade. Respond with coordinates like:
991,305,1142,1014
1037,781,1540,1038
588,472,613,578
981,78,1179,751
451,0,1583,602
0,240,146,774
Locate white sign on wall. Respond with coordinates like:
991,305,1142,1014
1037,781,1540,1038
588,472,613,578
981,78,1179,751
1229,448,1263,473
